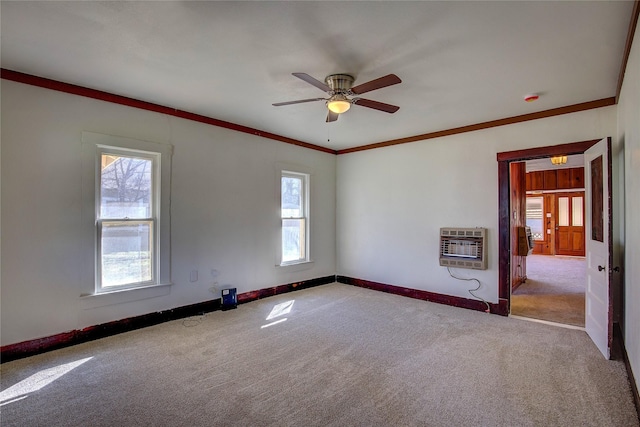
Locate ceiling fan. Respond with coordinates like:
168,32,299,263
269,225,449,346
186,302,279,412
273,73,402,122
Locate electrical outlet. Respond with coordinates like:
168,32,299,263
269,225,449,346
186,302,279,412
190,270,198,282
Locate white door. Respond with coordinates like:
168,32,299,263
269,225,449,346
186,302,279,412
584,137,612,359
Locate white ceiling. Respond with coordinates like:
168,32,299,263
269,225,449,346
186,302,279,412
0,1,634,151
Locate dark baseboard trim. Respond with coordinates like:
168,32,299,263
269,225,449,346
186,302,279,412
0,275,336,364
614,322,640,423
337,276,508,316
0,299,221,364
237,275,335,304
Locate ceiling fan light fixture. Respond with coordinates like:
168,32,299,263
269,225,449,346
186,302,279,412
327,94,351,114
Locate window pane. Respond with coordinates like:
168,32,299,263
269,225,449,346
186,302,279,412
101,155,152,219
525,196,544,240
282,218,305,262
558,197,569,226
101,221,153,287
572,196,583,226
281,176,302,218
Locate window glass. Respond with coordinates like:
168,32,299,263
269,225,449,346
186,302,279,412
281,176,302,217
100,155,152,219
572,196,584,226
282,218,305,263
526,196,544,240
101,221,153,287
558,197,569,226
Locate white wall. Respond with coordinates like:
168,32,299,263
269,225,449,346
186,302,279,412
617,17,640,395
337,106,617,304
0,81,336,346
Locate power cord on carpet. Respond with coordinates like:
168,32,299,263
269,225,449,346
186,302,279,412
182,312,206,327
447,267,491,313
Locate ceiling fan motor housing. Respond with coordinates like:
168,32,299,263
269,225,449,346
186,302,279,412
325,74,355,94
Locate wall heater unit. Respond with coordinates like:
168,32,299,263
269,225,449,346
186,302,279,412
439,228,487,270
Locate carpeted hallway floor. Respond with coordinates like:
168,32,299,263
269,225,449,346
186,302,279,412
511,255,586,327
1,283,637,426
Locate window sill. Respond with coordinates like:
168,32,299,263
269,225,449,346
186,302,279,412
80,283,173,309
277,260,314,272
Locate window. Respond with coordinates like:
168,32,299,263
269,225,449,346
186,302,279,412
558,195,584,227
98,148,157,290
281,171,309,265
525,196,544,240
82,132,171,295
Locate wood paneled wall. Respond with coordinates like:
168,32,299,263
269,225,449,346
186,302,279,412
526,167,584,256
526,167,584,191
510,162,527,291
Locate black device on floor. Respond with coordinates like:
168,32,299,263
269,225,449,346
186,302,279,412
221,288,237,310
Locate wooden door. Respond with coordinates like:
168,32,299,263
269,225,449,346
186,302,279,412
555,192,585,256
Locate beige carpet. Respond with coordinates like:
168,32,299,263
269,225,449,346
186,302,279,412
511,255,586,327
1,283,637,426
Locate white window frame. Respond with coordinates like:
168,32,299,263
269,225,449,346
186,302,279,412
96,146,159,292
81,132,172,297
280,170,310,266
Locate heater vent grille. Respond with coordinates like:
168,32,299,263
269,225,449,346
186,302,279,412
439,228,487,270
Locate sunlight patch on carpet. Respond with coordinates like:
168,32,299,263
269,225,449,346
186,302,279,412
266,300,294,320
261,318,288,329
0,357,93,406
261,300,295,329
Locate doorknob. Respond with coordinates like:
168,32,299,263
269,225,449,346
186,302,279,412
613,266,620,273
598,265,606,272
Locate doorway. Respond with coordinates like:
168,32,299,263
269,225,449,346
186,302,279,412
495,139,600,316
512,156,587,327
498,138,613,357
